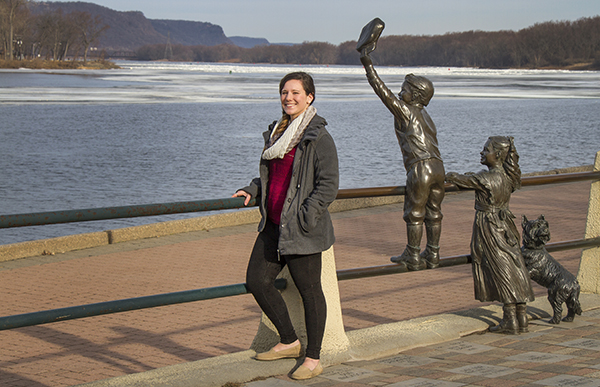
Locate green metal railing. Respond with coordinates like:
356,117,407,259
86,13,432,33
1,236,598,331
2,170,599,229
335,236,600,280
0,197,255,229
0,170,598,331
0,280,286,331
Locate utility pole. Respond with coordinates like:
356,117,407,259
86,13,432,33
164,31,173,60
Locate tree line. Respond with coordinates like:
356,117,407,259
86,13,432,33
3,0,599,70
1,0,108,62
139,16,600,70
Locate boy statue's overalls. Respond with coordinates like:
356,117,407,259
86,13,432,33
357,18,445,271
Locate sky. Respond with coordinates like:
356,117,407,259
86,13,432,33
65,0,599,45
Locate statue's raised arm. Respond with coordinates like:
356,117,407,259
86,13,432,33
356,18,404,117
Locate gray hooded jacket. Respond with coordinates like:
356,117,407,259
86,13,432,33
241,114,339,255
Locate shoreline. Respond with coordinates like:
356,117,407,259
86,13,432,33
1,59,597,71
0,59,121,70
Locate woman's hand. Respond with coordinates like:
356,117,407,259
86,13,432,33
232,190,252,206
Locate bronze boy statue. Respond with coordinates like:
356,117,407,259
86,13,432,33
357,18,445,270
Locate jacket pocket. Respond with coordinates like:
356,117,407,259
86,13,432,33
298,198,322,233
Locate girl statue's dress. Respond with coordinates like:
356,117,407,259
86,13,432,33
451,167,535,304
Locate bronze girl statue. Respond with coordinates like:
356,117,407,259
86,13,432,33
446,136,534,334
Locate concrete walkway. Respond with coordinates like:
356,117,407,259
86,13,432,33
0,180,594,387
79,294,600,387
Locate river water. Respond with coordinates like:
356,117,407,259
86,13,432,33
1,61,599,244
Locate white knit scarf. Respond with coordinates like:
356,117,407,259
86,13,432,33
262,106,317,160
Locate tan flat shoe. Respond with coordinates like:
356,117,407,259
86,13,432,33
291,363,323,380
254,343,301,361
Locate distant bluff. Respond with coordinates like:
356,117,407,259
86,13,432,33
29,1,270,53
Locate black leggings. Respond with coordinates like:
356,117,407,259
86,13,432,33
245,220,327,360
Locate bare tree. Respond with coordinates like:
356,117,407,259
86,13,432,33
295,42,337,64
70,11,108,63
0,0,27,60
34,10,66,60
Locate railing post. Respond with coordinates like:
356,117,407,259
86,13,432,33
577,151,600,293
250,246,351,364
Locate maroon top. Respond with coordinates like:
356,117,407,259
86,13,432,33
267,147,297,225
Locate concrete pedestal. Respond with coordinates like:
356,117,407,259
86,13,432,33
250,246,350,365
577,151,600,293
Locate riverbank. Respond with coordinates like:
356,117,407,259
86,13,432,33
1,58,597,71
540,61,599,71
0,59,121,70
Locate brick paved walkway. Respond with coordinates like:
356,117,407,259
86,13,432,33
250,311,600,387
0,181,592,387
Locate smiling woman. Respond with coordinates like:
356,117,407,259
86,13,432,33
280,78,314,120
232,71,338,380
265,72,317,150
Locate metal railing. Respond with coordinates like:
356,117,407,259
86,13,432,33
0,170,598,331
1,236,598,331
0,280,286,331
2,170,599,229
336,236,600,281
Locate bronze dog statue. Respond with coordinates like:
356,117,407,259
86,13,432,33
521,215,582,324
